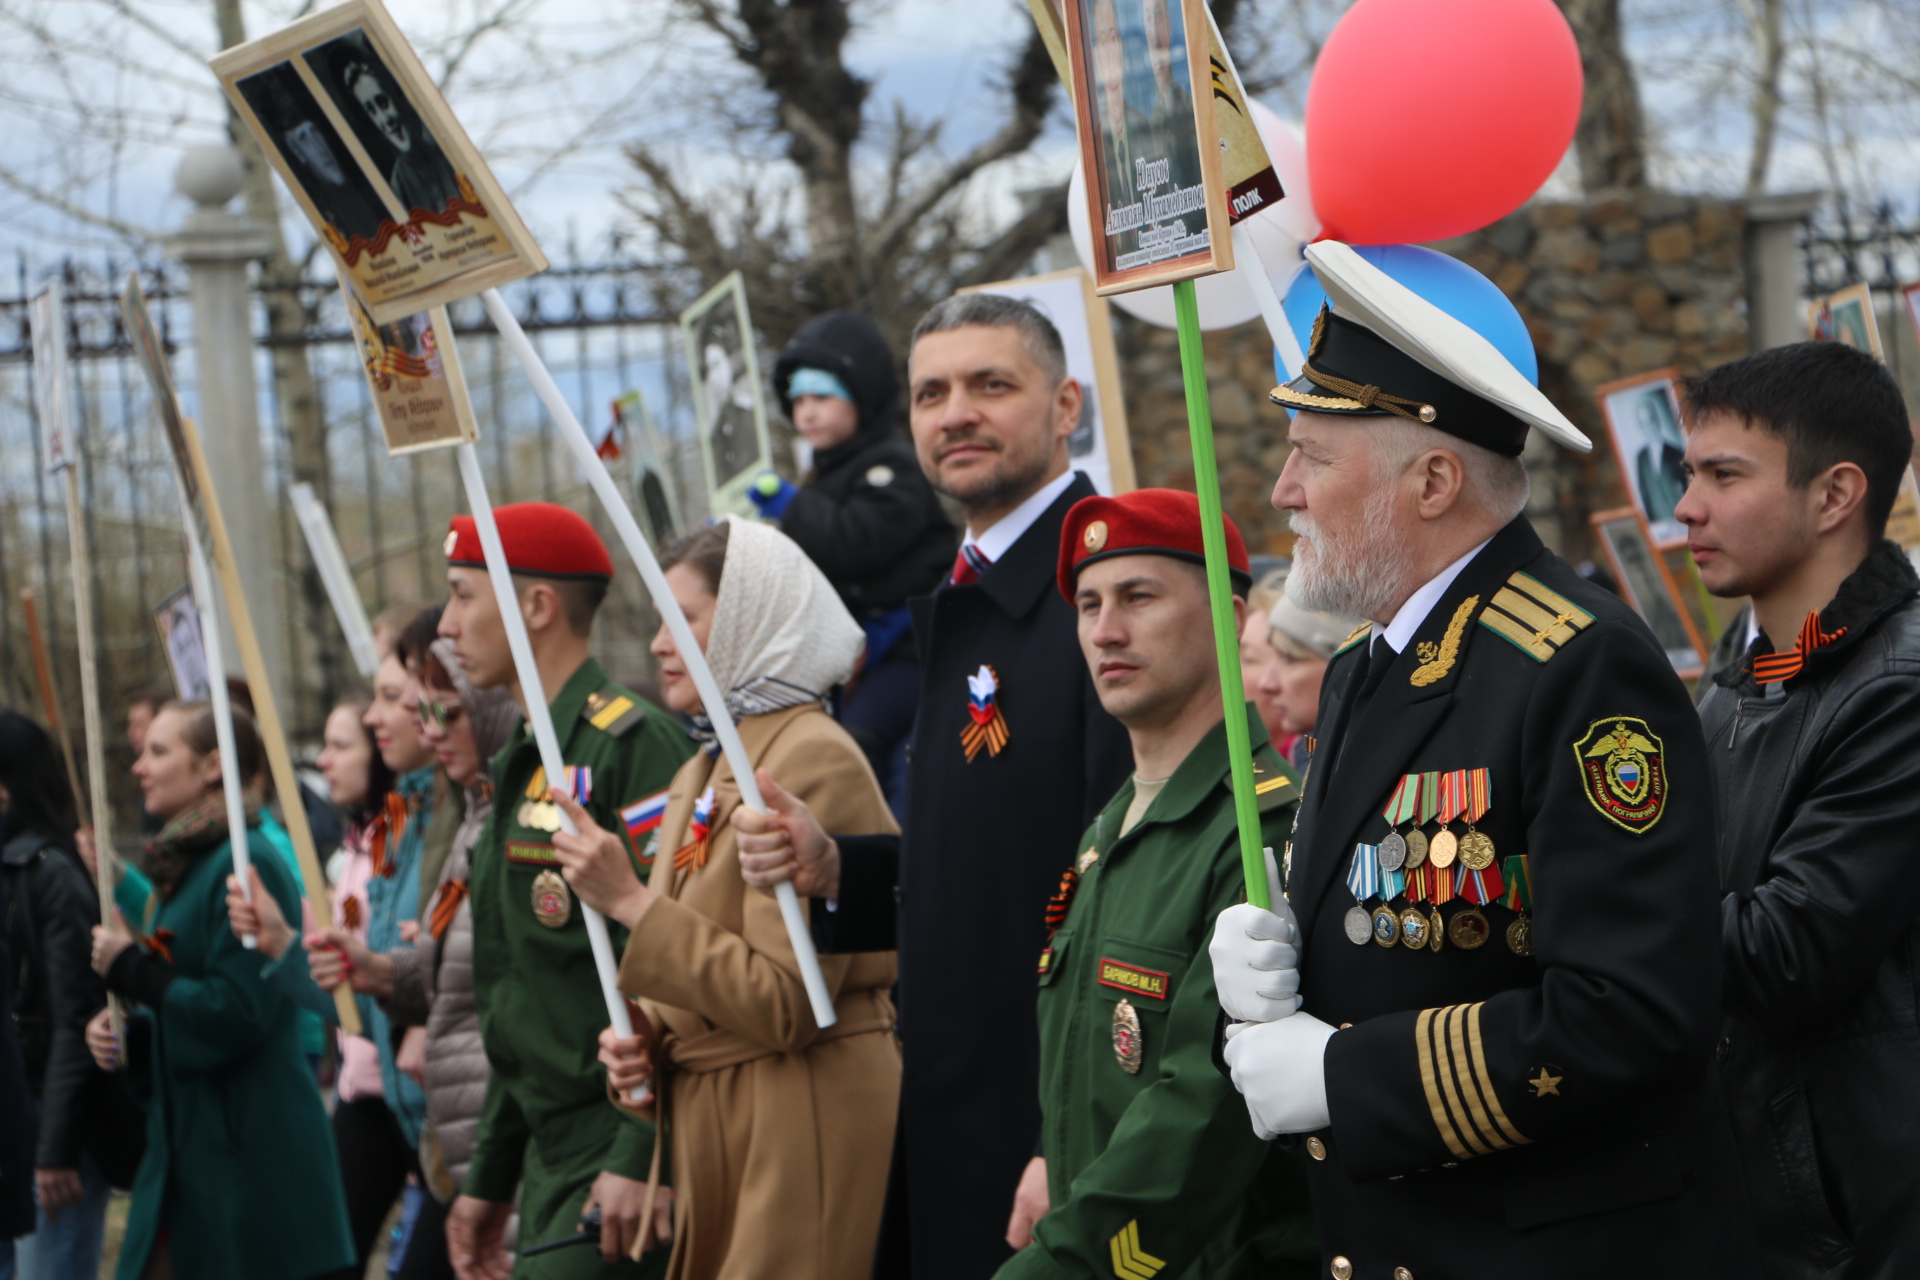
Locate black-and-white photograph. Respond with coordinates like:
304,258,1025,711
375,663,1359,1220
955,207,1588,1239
153,586,212,701
1599,370,1689,548
1596,511,1703,677
681,274,772,517
235,60,393,244
305,28,463,216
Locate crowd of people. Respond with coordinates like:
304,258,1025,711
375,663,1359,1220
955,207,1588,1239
2,245,1918,1280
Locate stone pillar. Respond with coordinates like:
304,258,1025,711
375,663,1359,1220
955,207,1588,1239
167,146,286,713
1745,191,1826,353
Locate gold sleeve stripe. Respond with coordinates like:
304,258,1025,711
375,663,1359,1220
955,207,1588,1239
1109,1220,1166,1279
1415,1007,1471,1160
1435,1006,1496,1156
1446,1005,1511,1154
1509,571,1589,622
1467,1002,1529,1147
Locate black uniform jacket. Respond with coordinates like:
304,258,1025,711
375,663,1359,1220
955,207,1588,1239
1701,540,1920,1280
1288,518,1754,1279
815,471,1134,1280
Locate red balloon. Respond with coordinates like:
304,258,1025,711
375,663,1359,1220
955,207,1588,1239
1305,0,1582,245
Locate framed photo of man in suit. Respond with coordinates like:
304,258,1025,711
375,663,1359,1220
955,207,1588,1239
680,272,773,520
1063,0,1233,295
1596,368,1690,549
1591,507,1708,680
212,0,546,324
340,288,479,454
153,586,213,702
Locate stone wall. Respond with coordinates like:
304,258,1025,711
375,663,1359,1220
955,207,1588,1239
1112,191,1755,562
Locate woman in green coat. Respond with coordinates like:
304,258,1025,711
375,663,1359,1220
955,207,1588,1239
85,700,355,1280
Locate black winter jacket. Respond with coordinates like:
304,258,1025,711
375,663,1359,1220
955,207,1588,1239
0,870,36,1238
1700,540,1920,1280
773,311,956,616
2,831,108,1170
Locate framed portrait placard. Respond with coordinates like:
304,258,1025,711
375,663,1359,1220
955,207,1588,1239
680,273,773,521
1595,368,1689,549
120,276,197,507
1807,282,1883,358
211,0,546,325
29,288,73,470
959,267,1135,496
1063,0,1234,295
153,586,213,702
612,390,682,547
342,288,478,454
1591,507,1708,680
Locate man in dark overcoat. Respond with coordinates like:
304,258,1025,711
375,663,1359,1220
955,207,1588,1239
1208,242,1756,1279
737,292,1133,1279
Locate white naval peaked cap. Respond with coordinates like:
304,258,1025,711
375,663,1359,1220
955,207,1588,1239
1304,240,1592,453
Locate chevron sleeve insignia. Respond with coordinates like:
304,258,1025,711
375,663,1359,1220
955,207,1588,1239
1478,572,1594,663
1110,1220,1166,1280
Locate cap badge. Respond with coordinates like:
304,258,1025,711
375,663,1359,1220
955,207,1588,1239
960,664,1010,762
444,530,459,558
1083,519,1108,553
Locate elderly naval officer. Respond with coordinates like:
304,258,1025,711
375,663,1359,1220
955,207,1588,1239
1208,243,1755,1280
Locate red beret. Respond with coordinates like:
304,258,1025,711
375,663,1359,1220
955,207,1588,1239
1057,489,1250,602
444,502,614,581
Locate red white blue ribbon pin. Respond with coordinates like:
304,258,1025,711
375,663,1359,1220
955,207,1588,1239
961,664,1010,762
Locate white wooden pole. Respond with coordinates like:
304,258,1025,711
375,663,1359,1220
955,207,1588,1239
1233,222,1308,380
454,443,649,1102
290,482,379,679
63,468,123,1029
480,288,838,1030
175,475,256,946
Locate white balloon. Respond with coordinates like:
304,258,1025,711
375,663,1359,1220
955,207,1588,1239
1067,103,1318,332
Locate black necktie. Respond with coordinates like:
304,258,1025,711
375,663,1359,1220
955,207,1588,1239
1355,635,1396,706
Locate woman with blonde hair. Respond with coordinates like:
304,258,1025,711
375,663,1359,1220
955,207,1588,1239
550,516,899,1280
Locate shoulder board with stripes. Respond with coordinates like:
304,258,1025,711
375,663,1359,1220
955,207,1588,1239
582,688,647,736
1478,571,1595,663
1332,623,1372,657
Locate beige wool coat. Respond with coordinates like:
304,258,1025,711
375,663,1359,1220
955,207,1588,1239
620,703,900,1280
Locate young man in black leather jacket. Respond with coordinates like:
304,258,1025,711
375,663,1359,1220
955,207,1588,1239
1678,341,1920,1280
758,311,958,810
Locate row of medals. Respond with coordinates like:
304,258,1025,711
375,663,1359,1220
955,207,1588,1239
1342,823,1533,955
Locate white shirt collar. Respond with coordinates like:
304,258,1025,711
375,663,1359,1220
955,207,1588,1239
964,469,1080,565
1372,536,1495,654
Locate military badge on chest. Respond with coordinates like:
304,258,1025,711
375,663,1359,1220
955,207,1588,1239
1112,999,1143,1074
531,869,573,929
517,765,591,833
1574,718,1667,832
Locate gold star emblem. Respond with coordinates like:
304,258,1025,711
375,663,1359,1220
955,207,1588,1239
1529,1068,1562,1097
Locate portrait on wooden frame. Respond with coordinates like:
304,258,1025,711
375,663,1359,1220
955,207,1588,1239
680,273,773,521
342,289,479,454
154,586,213,703
1807,282,1883,358
1596,367,1690,549
212,0,546,324
1591,507,1708,680
1062,0,1233,295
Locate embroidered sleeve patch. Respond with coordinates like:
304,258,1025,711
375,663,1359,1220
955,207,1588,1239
1109,1220,1166,1279
1573,717,1667,833
1097,958,1170,1001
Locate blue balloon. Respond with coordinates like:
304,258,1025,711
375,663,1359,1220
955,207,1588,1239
1276,243,1538,388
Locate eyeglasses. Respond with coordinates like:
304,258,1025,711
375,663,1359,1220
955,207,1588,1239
421,697,465,733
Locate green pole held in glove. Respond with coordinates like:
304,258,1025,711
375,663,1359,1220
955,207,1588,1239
1173,277,1272,911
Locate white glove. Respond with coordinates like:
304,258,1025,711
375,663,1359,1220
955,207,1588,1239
1210,899,1302,1024
1221,1010,1336,1138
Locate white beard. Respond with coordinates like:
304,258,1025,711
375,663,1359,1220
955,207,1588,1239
1286,488,1415,622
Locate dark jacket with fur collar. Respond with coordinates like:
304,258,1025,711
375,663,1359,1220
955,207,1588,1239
1699,539,1920,1280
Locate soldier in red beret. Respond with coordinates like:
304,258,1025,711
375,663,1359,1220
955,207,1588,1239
436,502,694,1277
983,488,1317,1279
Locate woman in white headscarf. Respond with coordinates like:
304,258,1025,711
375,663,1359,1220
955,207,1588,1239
550,516,899,1280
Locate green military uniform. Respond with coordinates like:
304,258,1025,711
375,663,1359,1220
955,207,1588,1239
467,657,694,1277
1000,706,1319,1280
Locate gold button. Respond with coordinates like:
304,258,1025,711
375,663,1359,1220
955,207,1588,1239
1307,1136,1327,1160
1418,404,1437,423
1396,1269,1414,1280
1331,1259,1353,1280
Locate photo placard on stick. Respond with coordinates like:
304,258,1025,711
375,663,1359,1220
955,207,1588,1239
959,267,1135,496
612,390,682,547
154,586,214,701
29,289,73,469
212,0,546,325
1595,368,1690,549
1591,506,1708,680
1807,282,1883,358
1063,0,1233,294
343,290,479,453
680,273,773,520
